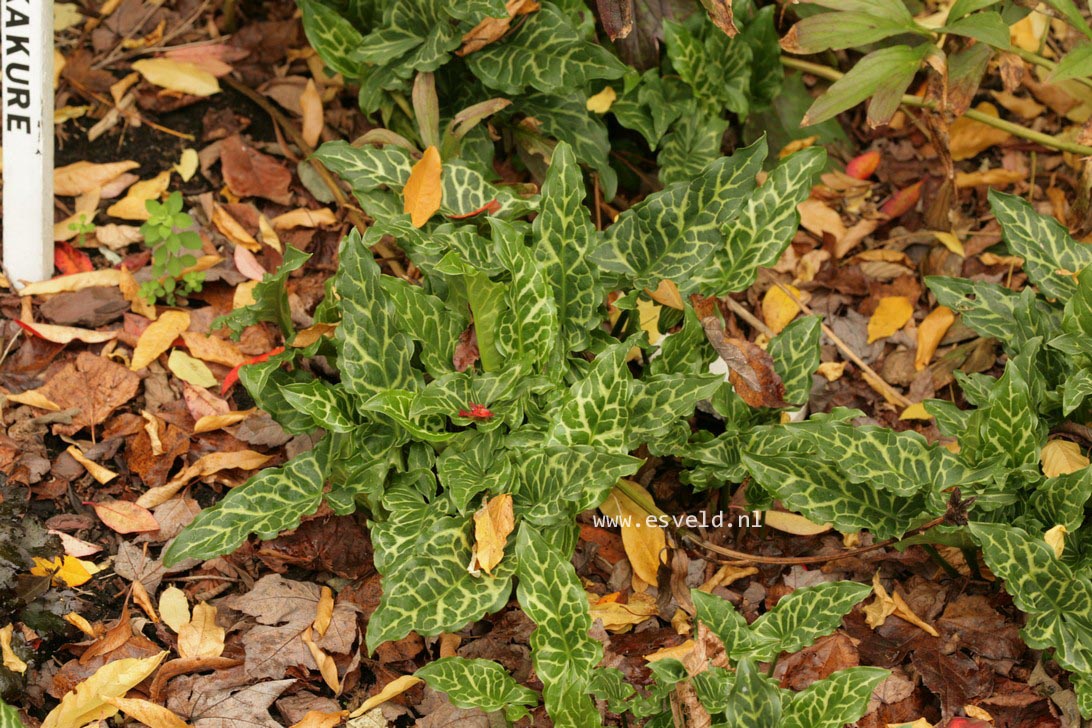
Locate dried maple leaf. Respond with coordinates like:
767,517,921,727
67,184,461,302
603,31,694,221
35,352,140,436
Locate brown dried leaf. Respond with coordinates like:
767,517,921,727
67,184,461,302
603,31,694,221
220,135,292,204
702,316,787,408
36,352,140,436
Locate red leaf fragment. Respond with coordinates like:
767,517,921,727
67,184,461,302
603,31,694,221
447,199,501,220
881,181,923,218
845,150,880,180
55,241,94,275
458,403,493,419
221,346,285,396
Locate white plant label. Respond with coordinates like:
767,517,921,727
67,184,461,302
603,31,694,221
2,0,53,285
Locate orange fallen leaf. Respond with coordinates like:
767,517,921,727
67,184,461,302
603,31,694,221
867,296,913,343
89,499,159,534
762,284,805,334
763,510,831,536
290,710,348,728
314,586,335,637
880,181,922,218
211,204,259,251
845,150,880,179
915,306,955,370
180,331,245,367
193,409,255,433
588,591,658,632
302,626,340,693
403,146,442,228
131,310,191,370
271,207,337,230
300,79,324,148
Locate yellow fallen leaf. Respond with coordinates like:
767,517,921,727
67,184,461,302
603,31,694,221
979,252,1023,267
6,389,61,411
645,279,684,310
131,310,191,370
41,652,167,728
31,556,94,588
302,626,340,693
697,564,759,593
763,510,831,536
54,160,138,197
118,267,158,320
291,322,338,348
234,280,258,309
867,296,913,343
599,481,667,585
258,215,282,252
211,205,259,251
816,361,846,381
1041,439,1089,477
290,710,348,728
65,445,118,485
106,171,172,221
64,612,97,637
644,640,695,663
167,350,217,388
471,493,515,575
20,269,123,296
177,602,224,659
863,571,938,637
175,148,198,182
403,146,442,228
763,284,804,334
1009,10,1048,51
964,705,993,722
0,624,27,674
131,580,158,623
271,207,338,230
300,79,324,148
159,586,190,633
989,90,1046,119
105,698,189,728
55,106,90,124
915,306,955,371
18,321,116,345
1045,524,1068,559
899,402,933,421
137,450,273,508
349,675,423,718
132,58,220,96
314,586,334,638
588,591,658,632
54,3,83,31
586,86,617,114
636,297,662,346
932,231,965,257
193,409,255,433
949,102,1011,161
110,72,140,105
955,168,1025,189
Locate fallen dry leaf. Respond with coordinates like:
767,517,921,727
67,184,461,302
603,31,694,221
349,675,423,718
105,697,190,728
36,351,140,436
160,586,191,633
211,205,259,251
233,245,268,281
178,602,225,659
30,555,94,587
137,450,273,508
220,135,293,204
1044,524,1067,558
132,58,220,96
403,146,443,228
470,493,515,575
845,150,880,180
54,160,139,197
290,710,347,728
950,102,1011,161
131,310,191,370
301,626,339,693
271,207,337,230
193,409,255,433
314,587,334,638
66,446,118,484
915,306,955,371
90,499,160,534
6,388,61,410
0,624,27,674
49,530,102,558
1041,439,1089,477
19,269,123,295
588,591,658,632
168,350,218,388
764,510,831,536
300,79,324,148
599,481,666,586
867,296,914,343
900,402,934,421
41,652,167,728
457,0,540,56
762,284,804,334
16,320,116,345
704,316,788,408
863,571,939,637
106,171,172,221
180,331,245,368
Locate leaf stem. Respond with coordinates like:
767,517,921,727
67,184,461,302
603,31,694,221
780,56,1092,157
1007,46,1092,91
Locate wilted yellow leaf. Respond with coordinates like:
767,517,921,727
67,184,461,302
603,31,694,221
314,586,334,637
867,296,913,343
105,698,189,728
6,389,61,411
234,280,258,309
178,602,224,659
137,450,273,507
588,591,658,632
290,710,347,728
31,556,94,587
763,284,804,334
291,322,338,348
271,207,338,230
91,499,159,534
131,580,158,623
816,361,846,381
20,269,123,296
644,640,695,663
914,306,955,371
167,350,217,388
131,310,191,370
697,564,759,593
1045,525,1068,559
931,231,965,256
599,481,667,585
955,168,1025,189
175,148,199,182
302,626,340,693
65,445,118,485
471,493,515,575
132,58,220,96
18,321,116,345
159,586,190,633
403,146,442,228
645,279,684,310
0,624,27,674
258,215,281,252
211,205,259,251
586,86,617,114
763,510,831,536
949,102,1011,161
180,332,244,368
964,705,993,722
64,612,96,637
106,171,172,221
193,409,255,433
118,267,158,319
886,720,933,728
348,675,423,718
1041,439,1089,477
41,652,167,728
863,571,938,637
300,79,324,148
636,298,662,346
899,402,933,421
54,160,138,197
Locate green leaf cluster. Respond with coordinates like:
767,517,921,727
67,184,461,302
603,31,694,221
138,191,205,305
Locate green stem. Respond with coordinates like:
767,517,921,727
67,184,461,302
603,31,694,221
780,56,1092,156
1008,46,1092,91
922,543,962,580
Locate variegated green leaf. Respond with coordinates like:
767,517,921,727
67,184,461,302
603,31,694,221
513,446,641,526
742,453,931,539
547,341,631,451
780,667,890,728
367,514,514,653
724,658,782,728
748,581,872,661
1074,672,1092,720
650,305,714,376
336,229,418,400
589,667,637,715
415,657,538,720
520,93,617,200
163,446,328,565
324,428,399,515
927,275,1057,351
467,3,626,95
238,356,322,435
297,0,363,77
0,698,24,728
516,524,602,727
692,589,758,654
379,276,466,378
1063,367,1092,415
592,139,765,289
1062,267,1092,345
963,358,1045,468
768,315,822,405
369,486,437,576
494,220,559,370
215,246,310,338
362,390,455,442
691,666,734,714
663,19,752,116
690,146,826,295
281,381,357,433
656,110,729,186
970,522,1092,674
438,431,514,513
628,373,722,449
989,189,1092,301
533,142,600,354
1034,467,1092,532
